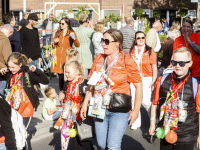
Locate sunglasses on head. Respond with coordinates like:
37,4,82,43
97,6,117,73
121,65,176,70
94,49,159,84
171,60,190,67
136,37,145,40
60,23,65,25
101,38,117,45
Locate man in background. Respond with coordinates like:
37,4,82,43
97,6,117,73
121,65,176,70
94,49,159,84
146,21,162,52
0,24,13,95
19,13,42,68
2,12,21,53
120,17,136,55
67,13,79,29
42,14,55,45
18,12,29,30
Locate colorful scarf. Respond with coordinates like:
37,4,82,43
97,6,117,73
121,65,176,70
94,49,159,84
5,73,25,110
159,73,190,134
54,78,83,150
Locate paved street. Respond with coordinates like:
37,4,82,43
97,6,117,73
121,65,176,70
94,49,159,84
31,77,199,150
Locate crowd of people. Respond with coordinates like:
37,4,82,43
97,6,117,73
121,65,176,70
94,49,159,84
0,11,200,150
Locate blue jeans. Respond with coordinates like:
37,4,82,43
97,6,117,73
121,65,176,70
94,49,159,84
95,110,130,150
28,59,39,68
0,143,6,150
0,81,7,95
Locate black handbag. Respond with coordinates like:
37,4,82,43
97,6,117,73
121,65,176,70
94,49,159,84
75,118,95,141
109,93,132,112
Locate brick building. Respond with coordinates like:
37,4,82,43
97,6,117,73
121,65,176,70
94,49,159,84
8,0,199,26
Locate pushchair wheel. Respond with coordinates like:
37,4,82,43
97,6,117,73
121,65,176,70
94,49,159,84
150,135,156,144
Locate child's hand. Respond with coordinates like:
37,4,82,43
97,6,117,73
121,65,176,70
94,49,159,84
58,92,65,101
149,124,156,135
55,107,59,111
197,136,200,149
29,65,36,72
0,67,8,75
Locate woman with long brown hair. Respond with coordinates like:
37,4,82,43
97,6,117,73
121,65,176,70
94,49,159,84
52,17,80,90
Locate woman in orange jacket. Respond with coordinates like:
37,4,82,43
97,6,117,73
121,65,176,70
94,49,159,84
52,17,80,90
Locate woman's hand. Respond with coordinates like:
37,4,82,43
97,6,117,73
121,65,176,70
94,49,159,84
80,102,88,121
149,123,156,136
183,32,190,42
128,110,139,126
58,92,65,101
0,67,8,75
150,80,155,91
54,38,59,43
29,65,36,72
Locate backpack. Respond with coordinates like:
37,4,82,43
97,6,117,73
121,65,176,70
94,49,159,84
11,108,27,150
160,73,198,101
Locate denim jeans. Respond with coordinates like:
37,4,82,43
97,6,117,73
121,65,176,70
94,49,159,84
95,110,130,150
0,143,6,150
28,59,39,68
0,81,7,95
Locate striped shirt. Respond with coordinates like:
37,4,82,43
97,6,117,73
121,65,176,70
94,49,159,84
120,25,136,55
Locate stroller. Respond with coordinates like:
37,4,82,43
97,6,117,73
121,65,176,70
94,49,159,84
39,37,56,79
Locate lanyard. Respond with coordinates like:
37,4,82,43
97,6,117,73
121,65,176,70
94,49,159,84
103,53,120,74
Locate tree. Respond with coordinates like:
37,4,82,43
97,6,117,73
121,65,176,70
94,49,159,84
74,5,90,21
179,9,188,26
135,8,143,20
153,9,161,20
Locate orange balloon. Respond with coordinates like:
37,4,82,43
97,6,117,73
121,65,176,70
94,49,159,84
165,130,177,144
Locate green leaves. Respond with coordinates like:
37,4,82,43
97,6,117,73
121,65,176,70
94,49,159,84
153,9,161,19
135,8,143,19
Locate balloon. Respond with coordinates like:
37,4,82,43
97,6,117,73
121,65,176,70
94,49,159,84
69,128,77,138
156,127,165,139
165,130,177,144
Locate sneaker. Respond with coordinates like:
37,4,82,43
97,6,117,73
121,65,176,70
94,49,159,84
93,145,98,150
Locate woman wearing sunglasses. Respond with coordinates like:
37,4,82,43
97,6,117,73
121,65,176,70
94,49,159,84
52,17,80,91
173,19,200,81
75,14,94,78
128,31,157,130
80,29,143,150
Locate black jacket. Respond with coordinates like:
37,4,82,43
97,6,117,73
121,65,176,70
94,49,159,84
158,72,199,144
9,29,21,53
0,66,49,110
0,95,17,150
42,19,55,30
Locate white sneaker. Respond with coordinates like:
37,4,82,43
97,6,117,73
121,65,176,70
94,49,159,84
131,125,138,130
93,145,98,150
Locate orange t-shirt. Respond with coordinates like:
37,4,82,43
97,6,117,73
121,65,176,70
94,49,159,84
152,76,200,112
0,136,5,143
173,33,200,78
130,47,157,77
89,51,141,95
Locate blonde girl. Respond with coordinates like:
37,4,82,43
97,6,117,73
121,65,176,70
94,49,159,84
0,52,49,150
56,61,95,150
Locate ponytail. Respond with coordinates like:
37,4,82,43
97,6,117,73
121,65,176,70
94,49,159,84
7,52,28,66
65,49,79,61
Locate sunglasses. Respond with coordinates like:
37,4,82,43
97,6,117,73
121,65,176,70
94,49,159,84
171,60,190,67
60,23,65,25
136,37,145,40
101,38,117,45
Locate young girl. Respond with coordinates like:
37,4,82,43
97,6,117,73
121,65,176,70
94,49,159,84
64,49,79,82
42,87,62,120
55,60,96,150
0,52,49,150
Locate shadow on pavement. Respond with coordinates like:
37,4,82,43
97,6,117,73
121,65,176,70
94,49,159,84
122,135,145,150
140,106,151,143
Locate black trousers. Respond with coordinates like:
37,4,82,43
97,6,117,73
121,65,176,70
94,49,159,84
58,73,64,91
160,139,195,150
73,135,94,150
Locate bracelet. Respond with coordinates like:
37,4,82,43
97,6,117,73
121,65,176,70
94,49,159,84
150,117,156,120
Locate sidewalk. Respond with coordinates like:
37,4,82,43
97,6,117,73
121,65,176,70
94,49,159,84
29,77,61,142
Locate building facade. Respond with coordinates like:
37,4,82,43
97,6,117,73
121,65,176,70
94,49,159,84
9,0,198,26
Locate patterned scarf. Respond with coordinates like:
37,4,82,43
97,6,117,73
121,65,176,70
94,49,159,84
5,73,25,110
